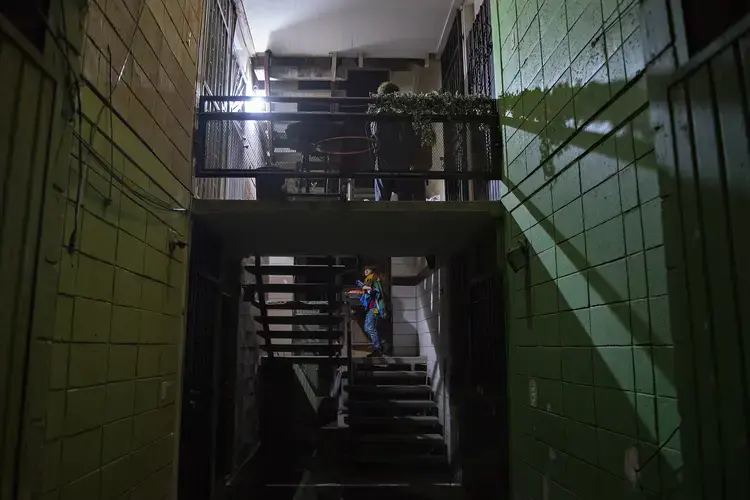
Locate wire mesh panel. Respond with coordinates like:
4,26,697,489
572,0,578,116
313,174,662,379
441,12,465,96
201,0,235,96
467,2,494,98
441,13,468,201
196,0,249,200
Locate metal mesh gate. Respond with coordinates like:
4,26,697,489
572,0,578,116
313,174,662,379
441,12,468,201
467,1,500,201
467,2,494,98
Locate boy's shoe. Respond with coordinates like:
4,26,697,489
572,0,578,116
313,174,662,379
367,350,383,358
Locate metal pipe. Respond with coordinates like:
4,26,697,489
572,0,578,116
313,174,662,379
264,49,271,97
195,170,500,180
345,305,353,387
200,95,375,104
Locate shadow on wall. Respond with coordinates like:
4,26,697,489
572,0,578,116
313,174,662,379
257,359,321,482
499,66,684,496
501,79,654,188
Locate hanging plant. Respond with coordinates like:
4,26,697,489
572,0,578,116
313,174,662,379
368,91,497,147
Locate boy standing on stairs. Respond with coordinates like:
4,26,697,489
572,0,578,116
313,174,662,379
360,265,390,357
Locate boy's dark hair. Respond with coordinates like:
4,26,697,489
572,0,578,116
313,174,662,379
377,81,400,95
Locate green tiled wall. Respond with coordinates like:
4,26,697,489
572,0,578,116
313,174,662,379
36,82,191,499
0,0,197,497
491,0,681,497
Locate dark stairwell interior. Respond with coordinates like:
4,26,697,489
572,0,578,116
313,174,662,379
180,210,506,500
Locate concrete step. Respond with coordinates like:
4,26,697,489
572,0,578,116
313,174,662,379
352,357,428,372
346,400,437,417
267,355,347,364
352,453,448,468
256,314,344,325
261,344,342,355
346,415,442,433
258,330,343,340
349,371,429,385
347,399,436,408
353,433,443,445
345,385,432,399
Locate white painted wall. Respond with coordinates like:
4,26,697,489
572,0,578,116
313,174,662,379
243,0,458,58
391,257,428,277
415,265,453,453
389,259,454,452
391,285,419,357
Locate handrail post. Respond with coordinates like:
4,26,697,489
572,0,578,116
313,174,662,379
345,304,353,386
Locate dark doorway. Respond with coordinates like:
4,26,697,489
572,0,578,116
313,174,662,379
450,230,508,497
345,70,389,97
178,224,223,500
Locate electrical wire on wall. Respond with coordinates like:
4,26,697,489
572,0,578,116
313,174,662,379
39,1,186,258
69,0,149,253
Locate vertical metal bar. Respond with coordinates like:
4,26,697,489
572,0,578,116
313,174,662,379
107,46,115,203
346,304,353,386
196,113,207,176
252,255,273,358
327,256,335,357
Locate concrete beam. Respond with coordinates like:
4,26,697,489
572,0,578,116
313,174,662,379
251,55,425,82
193,200,499,258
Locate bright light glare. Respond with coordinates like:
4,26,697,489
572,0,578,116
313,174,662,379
246,97,267,112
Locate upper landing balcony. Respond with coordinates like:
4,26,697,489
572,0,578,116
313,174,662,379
192,95,503,256
194,95,502,203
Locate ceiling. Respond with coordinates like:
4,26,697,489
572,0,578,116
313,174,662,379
242,0,460,58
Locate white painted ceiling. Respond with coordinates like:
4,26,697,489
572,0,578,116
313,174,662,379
242,0,460,58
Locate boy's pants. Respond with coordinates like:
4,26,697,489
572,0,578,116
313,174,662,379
364,309,381,350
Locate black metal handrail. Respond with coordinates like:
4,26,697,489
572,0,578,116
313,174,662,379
194,95,502,201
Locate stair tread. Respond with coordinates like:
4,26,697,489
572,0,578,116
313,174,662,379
352,371,428,378
345,385,431,393
348,399,436,407
255,314,344,325
268,355,347,364
354,433,443,443
348,416,440,423
244,283,345,294
352,454,448,464
262,344,342,353
353,356,427,364
258,330,343,340
261,301,341,311
245,264,346,275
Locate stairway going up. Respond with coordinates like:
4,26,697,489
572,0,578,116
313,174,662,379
343,357,450,482
243,257,349,362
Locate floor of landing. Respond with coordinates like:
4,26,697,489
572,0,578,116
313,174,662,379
193,200,501,256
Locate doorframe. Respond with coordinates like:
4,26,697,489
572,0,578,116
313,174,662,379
448,223,508,495
178,222,225,500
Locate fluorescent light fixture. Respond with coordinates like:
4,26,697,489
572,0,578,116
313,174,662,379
245,97,267,113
